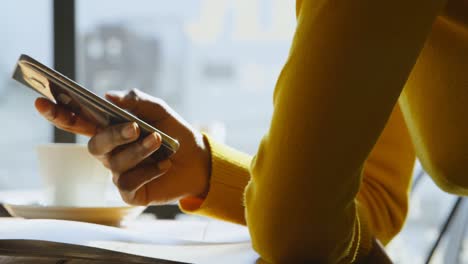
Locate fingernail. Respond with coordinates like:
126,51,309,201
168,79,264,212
122,123,137,139
106,91,123,101
143,132,160,149
158,159,172,171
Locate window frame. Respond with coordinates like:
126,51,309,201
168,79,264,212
53,0,76,143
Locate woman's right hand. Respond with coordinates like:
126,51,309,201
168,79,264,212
35,89,211,206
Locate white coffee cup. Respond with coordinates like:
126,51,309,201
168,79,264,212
37,143,110,207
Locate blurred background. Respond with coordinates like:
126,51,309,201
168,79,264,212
0,1,466,263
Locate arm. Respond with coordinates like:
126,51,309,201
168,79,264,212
180,103,416,246
182,0,445,262
179,137,252,225
244,0,444,262
356,103,415,245
400,14,468,195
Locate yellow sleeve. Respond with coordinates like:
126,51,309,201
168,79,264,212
179,104,414,261
179,136,251,225
356,103,415,246
180,105,415,242
400,15,468,195
243,0,444,262
181,0,445,262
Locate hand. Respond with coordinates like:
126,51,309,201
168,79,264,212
35,89,211,205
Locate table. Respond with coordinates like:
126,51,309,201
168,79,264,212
0,217,260,264
0,190,260,264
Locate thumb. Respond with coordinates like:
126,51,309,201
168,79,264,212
106,89,142,114
105,90,126,103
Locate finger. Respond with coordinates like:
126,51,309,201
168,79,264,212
105,89,171,122
88,122,140,156
35,98,98,136
108,132,162,173
114,159,172,194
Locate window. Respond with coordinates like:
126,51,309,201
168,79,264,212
0,0,53,189
1,1,466,262
76,0,296,154
387,162,468,264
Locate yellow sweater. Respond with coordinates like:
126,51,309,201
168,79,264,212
180,0,468,262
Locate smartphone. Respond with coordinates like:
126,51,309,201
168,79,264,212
12,54,179,161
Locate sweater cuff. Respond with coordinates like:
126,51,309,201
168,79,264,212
179,134,252,225
351,202,374,263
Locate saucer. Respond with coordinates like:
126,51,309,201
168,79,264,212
3,203,146,227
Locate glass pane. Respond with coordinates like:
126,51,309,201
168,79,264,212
387,163,460,263
0,0,52,189
430,197,467,264
76,0,296,154
463,225,468,263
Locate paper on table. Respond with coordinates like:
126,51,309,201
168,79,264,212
0,219,182,246
122,219,251,243
0,218,250,245
88,241,259,264
0,219,257,264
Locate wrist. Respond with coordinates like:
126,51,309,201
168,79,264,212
193,132,212,198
